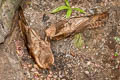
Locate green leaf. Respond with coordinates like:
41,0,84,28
114,36,120,44
114,52,119,57
65,0,70,7
114,37,120,42
73,33,84,48
51,6,69,13
72,8,85,13
66,9,72,18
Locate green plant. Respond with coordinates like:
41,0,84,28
51,0,85,18
73,33,84,48
114,52,119,57
114,36,120,44
114,37,120,57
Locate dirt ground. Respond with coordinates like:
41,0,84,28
10,0,120,80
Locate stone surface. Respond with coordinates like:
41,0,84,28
0,0,25,80
0,0,22,43
0,44,24,80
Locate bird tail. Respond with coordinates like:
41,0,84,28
88,11,109,29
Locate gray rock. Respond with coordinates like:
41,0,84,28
0,45,24,80
0,0,2,7
0,0,22,43
0,0,24,79
0,20,7,43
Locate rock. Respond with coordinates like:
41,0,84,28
0,48,24,80
0,0,2,7
0,0,22,43
0,0,25,79
84,71,89,75
53,75,58,78
0,20,7,43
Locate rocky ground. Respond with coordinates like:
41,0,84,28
6,0,120,80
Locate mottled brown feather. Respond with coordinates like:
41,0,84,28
45,11,109,40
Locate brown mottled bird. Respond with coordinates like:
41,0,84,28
45,11,109,40
18,7,54,69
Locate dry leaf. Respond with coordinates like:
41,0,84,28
45,20,67,39
45,11,109,40
87,11,109,29
45,24,56,39
18,7,54,69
